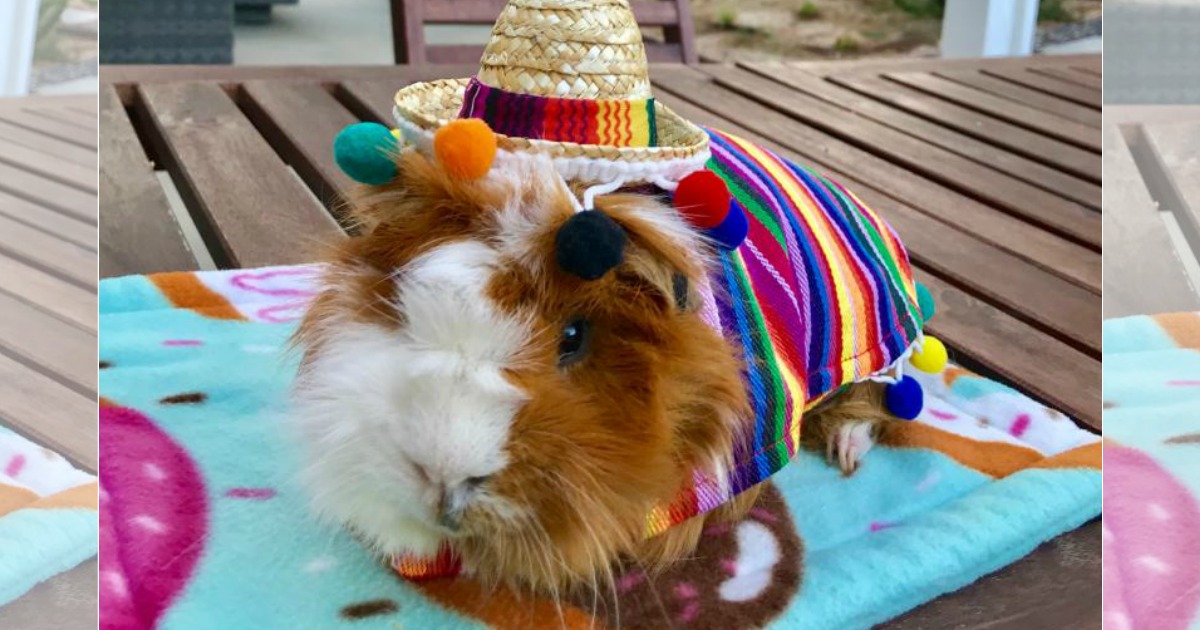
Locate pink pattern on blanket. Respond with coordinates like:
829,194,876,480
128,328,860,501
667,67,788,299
100,406,209,630
1103,442,1200,630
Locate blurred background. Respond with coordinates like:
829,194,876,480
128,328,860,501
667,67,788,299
1105,0,1200,103
97,0,1100,67
0,0,98,97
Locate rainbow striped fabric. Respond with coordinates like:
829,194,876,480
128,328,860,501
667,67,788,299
645,129,925,535
458,77,657,147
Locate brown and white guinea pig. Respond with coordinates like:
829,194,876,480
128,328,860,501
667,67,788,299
289,148,896,594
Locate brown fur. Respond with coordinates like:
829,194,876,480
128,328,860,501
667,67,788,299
293,149,896,596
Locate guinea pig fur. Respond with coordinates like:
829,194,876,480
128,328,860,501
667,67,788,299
290,149,750,593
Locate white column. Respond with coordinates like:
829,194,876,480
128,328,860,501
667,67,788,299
0,0,42,97
941,0,1039,58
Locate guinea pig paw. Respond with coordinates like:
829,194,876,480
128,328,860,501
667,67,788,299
833,420,877,476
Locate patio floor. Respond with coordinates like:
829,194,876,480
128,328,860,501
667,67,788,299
0,93,97,630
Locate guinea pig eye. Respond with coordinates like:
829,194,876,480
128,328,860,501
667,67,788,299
557,317,592,367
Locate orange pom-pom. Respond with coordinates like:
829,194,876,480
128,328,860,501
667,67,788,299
434,119,497,180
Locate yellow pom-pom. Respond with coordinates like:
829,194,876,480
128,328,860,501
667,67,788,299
434,119,497,180
910,336,948,374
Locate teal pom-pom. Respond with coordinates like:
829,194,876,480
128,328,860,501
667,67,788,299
885,375,923,420
915,281,935,321
334,122,398,185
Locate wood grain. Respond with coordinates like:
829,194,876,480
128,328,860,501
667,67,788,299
700,66,1100,247
982,67,1102,109
745,65,1099,203
652,67,1100,293
885,71,1099,152
135,81,343,268
99,85,197,278
935,69,1100,127
238,80,360,216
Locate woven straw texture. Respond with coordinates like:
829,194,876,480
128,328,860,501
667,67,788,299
479,0,652,100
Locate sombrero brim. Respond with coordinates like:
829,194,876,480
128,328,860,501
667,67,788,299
394,78,711,185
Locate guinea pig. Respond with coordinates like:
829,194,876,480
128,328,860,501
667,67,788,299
290,148,898,594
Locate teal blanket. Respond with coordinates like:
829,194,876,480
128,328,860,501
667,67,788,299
99,266,1101,630
0,424,98,608
1104,313,1200,630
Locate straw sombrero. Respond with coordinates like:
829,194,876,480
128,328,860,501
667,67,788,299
391,0,711,192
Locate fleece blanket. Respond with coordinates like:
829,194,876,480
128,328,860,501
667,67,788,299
0,424,99,608
1104,312,1200,630
99,265,1101,630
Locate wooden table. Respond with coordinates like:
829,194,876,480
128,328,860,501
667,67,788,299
99,55,1101,628
1104,106,1200,319
0,94,97,628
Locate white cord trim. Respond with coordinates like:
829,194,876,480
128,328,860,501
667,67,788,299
395,109,711,187
863,332,924,385
581,178,629,210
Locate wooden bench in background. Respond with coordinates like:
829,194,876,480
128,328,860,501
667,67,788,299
389,0,698,64
98,53,1101,628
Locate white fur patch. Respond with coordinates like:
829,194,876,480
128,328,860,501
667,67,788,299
291,240,531,558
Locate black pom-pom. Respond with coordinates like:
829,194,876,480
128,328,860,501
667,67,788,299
555,211,627,281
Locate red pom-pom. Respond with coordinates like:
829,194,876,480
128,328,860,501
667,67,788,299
673,170,732,229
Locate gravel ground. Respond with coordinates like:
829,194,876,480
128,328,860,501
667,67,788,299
1037,17,1102,47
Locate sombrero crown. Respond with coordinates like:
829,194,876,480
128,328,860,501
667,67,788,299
393,0,710,186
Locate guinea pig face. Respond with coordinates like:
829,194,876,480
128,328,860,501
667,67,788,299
291,152,747,588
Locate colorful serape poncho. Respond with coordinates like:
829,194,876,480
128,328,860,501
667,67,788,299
646,129,926,536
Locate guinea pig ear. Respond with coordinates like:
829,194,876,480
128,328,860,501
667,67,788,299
594,193,708,313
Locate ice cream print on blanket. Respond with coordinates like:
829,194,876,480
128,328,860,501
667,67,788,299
1104,313,1200,630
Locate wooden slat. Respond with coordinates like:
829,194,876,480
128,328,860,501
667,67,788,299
785,54,1099,78
651,68,1099,295
1102,125,1199,318
0,189,96,251
0,109,97,149
0,350,97,471
651,75,1101,357
0,136,97,193
0,116,98,168
99,85,198,278
832,73,1099,183
885,72,1100,151
1030,65,1103,91
887,521,1100,629
0,212,96,290
1140,121,1200,274
339,80,407,124
699,65,1101,249
135,82,342,268
746,65,1099,204
935,70,1101,127
982,67,1102,109
0,159,97,223
21,105,99,133
0,290,97,395
239,80,362,213
0,252,97,333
